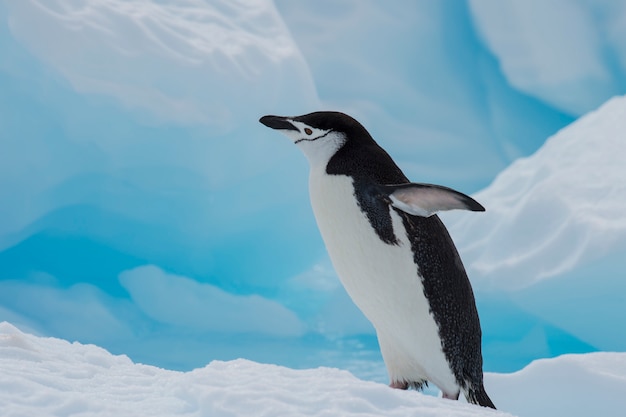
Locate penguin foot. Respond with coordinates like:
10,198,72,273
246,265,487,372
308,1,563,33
389,380,428,391
442,390,460,400
389,380,409,390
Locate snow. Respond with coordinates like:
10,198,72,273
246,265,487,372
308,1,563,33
0,322,510,417
444,95,626,362
448,95,626,290
488,353,626,417
4,322,626,417
1,0,626,385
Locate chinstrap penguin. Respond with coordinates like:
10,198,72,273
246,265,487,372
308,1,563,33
259,111,495,409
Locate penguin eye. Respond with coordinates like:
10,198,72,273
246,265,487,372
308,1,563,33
304,128,313,135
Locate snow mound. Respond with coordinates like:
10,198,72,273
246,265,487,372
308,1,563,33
0,322,508,417
489,352,626,417
444,94,626,360
3,321,626,417
449,95,626,290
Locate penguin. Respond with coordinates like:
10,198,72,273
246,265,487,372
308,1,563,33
259,111,495,409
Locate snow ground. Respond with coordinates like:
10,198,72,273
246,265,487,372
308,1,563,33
4,322,624,417
0,323,507,417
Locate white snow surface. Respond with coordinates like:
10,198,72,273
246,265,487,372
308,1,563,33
449,95,626,290
0,322,507,417
444,95,626,354
3,322,626,417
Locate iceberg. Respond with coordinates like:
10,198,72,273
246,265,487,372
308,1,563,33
1,0,625,377
469,0,626,116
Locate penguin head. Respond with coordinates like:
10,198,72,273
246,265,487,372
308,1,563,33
260,111,373,167
260,111,486,217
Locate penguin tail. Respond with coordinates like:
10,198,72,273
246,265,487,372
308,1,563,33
466,383,496,409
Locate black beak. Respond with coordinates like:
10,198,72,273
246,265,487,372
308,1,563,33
259,115,299,131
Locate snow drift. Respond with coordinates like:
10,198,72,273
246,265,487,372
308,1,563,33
450,96,626,290
3,322,626,417
445,95,626,367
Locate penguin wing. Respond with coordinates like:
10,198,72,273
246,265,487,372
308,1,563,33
382,183,485,217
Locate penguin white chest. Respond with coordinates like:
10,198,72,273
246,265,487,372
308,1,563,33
308,170,457,392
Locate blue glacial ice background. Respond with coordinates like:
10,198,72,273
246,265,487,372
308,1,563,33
1,0,626,381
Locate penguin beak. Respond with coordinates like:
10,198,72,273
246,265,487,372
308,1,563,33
259,115,299,132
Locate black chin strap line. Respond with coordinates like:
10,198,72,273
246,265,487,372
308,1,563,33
295,130,334,144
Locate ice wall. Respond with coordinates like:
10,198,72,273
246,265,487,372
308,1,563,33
274,0,574,189
469,0,626,115
0,0,322,369
1,0,626,376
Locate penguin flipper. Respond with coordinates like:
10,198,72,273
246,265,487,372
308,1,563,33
383,183,485,217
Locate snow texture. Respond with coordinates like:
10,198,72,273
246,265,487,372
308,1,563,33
5,322,626,417
0,323,511,417
449,96,626,290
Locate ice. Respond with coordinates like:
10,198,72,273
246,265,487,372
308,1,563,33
274,0,574,187
4,0,315,126
0,0,321,364
119,265,305,336
1,0,626,380
468,0,626,116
